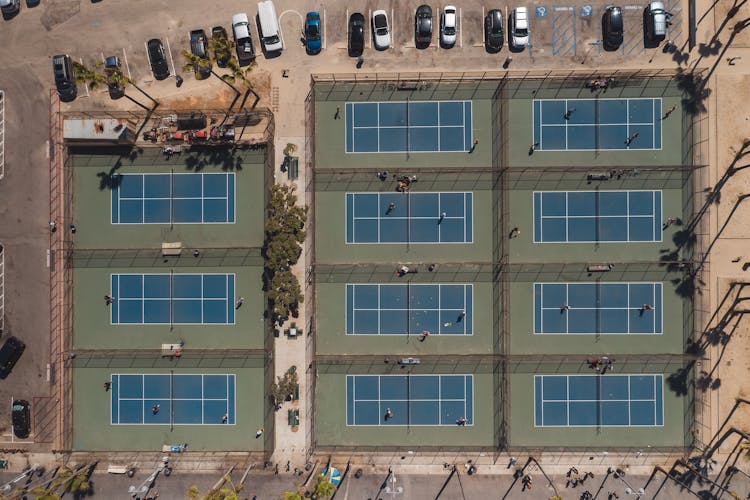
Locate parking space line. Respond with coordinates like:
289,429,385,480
368,9,372,49
665,1,682,44
622,5,645,56
79,58,90,97
122,48,131,80
391,8,395,50
459,8,463,48
164,36,176,77
551,6,576,56
323,8,327,50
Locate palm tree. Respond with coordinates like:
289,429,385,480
73,61,105,91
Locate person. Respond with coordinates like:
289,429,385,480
49,221,57,232
457,311,466,322
222,414,228,424
387,202,396,214
509,227,521,238
193,249,200,257
236,297,245,309
385,408,393,420
69,224,76,234
104,382,111,391
456,416,467,426
104,294,114,305
152,404,160,415
642,303,654,311
419,331,430,342
397,265,410,277
438,212,446,224
561,304,570,311
428,264,436,272
256,428,264,438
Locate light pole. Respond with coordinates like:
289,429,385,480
383,469,404,498
613,469,645,497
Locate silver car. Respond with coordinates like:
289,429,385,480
372,10,391,50
440,6,457,47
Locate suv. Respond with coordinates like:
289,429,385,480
0,336,25,379
602,6,624,50
231,14,256,66
104,56,125,100
510,7,530,49
52,54,77,102
12,400,30,439
348,12,365,57
189,29,212,79
414,5,432,47
147,39,170,80
645,1,667,42
440,6,457,48
484,9,504,53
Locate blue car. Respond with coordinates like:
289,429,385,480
305,11,322,54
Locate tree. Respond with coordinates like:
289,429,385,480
268,269,303,317
182,50,214,81
270,367,299,407
311,475,336,499
186,474,243,500
73,61,105,89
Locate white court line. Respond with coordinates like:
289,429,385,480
122,48,131,80
164,36,176,77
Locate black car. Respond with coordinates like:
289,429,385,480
0,336,25,379
212,26,231,68
52,54,77,102
415,5,433,47
602,6,624,51
348,13,365,57
189,29,212,79
484,9,504,52
104,56,125,100
12,400,30,439
147,39,170,80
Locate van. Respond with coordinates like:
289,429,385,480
0,336,25,380
52,54,78,103
646,1,667,42
257,1,283,53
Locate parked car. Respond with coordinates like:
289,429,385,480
415,4,432,47
645,1,667,42
52,54,77,102
305,11,322,54
211,26,231,67
602,6,624,50
104,56,125,100
510,7,530,49
484,9,504,52
440,5,457,47
189,29,212,79
0,0,20,15
11,400,30,439
372,10,390,50
348,12,365,57
232,13,256,65
0,336,25,379
258,0,283,53
146,39,170,80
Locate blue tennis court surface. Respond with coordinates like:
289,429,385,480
346,192,473,243
111,373,236,425
534,282,663,334
110,273,235,325
533,191,662,242
347,374,473,426
533,98,662,150
345,101,473,153
111,173,235,224
346,284,473,335
535,374,664,427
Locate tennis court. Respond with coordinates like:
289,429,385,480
534,374,664,427
111,172,236,224
346,192,473,244
110,273,236,325
346,374,473,426
346,284,473,335
345,100,473,153
533,190,662,243
110,373,236,425
534,282,663,334
533,98,662,150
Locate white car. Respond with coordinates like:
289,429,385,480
372,10,391,50
440,6,457,47
510,7,530,49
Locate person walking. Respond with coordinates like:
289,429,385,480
256,428,264,438
564,108,576,120
419,331,430,342
509,227,521,238
236,297,245,309
625,132,639,146
662,105,677,119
